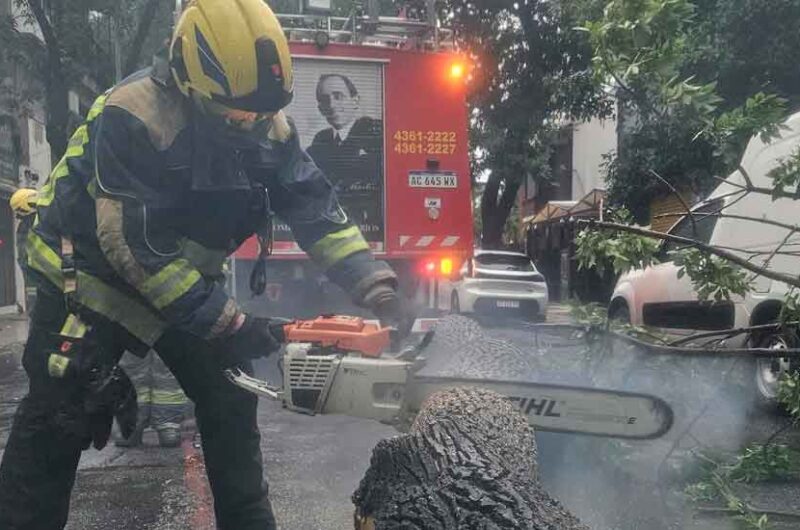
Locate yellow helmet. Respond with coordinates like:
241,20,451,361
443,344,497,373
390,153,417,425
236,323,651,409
169,0,293,113
10,188,38,216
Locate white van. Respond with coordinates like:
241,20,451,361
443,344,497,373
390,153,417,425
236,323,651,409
610,111,800,404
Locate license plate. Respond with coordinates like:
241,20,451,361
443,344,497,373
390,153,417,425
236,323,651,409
408,171,458,188
496,300,520,309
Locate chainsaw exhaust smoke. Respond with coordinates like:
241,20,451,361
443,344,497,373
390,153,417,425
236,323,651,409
419,316,758,530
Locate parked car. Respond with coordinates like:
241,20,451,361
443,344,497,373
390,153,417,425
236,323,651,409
448,250,548,321
610,111,800,405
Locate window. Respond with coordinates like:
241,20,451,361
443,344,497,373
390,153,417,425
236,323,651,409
663,198,724,254
474,253,535,272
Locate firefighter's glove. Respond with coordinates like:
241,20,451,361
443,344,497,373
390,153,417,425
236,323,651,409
364,283,416,342
84,365,138,450
217,315,284,368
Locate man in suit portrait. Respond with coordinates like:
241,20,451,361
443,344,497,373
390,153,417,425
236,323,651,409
307,74,383,195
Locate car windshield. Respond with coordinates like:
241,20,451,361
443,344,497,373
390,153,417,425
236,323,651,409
663,198,724,254
474,254,535,271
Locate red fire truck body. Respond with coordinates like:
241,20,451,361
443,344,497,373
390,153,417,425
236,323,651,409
233,33,473,316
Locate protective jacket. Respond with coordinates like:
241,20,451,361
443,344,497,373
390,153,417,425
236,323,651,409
28,60,396,350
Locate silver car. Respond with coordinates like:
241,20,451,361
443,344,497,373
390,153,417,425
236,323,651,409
449,250,548,321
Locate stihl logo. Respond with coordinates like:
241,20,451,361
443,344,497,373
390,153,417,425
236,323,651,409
508,397,562,417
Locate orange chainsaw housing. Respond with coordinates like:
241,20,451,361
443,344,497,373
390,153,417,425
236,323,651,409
283,316,391,358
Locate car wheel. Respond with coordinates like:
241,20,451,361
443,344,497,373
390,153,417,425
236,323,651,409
753,329,797,406
609,302,631,324
450,292,461,314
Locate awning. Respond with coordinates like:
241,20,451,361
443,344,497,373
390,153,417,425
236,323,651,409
523,201,576,225
524,189,606,226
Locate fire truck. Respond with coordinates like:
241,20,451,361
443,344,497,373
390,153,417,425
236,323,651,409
231,3,473,319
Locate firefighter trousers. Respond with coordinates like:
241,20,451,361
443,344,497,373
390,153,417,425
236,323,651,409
119,349,191,435
0,288,276,530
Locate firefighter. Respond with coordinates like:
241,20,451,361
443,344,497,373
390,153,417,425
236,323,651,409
0,1,410,529
9,188,38,307
116,349,191,448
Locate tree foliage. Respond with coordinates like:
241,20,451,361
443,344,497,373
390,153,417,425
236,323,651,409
582,0,800,221
1,0,172,162
445,0,610,248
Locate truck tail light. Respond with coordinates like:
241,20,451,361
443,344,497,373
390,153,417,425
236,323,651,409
420,257,456,278
449,62,465,80
440,257,453,276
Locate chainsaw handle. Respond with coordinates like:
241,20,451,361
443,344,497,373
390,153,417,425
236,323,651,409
224,367,283,401
393,329,435,361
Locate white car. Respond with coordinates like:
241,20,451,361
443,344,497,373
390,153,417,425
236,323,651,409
448,250,548,321
610,111,800,404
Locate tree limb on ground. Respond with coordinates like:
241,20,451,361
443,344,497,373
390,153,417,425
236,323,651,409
652,211,800,234
579,220,800,289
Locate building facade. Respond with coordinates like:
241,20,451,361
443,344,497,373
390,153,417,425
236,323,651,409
520,116,618,302
1,0,53,312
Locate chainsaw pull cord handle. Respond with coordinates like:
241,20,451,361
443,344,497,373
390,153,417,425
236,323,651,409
250,189,274,297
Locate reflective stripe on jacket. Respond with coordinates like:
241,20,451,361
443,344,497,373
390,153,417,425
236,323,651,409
28,63,395,346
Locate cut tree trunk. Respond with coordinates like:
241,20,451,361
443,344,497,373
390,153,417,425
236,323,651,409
352,387,588,530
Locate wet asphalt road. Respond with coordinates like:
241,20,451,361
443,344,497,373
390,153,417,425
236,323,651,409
0,315,797,530
0,337,395,530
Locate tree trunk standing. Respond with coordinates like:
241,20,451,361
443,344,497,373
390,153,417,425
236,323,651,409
123,0,163,77
26,0,68,162
352,387,588,530
43,62,68,162
481,172,522,249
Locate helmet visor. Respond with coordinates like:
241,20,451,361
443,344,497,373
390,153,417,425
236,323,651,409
201,98,276,131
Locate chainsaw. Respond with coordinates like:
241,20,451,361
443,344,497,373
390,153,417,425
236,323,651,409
224,316,674,440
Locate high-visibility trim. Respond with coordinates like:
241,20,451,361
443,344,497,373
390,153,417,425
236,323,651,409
141,259,202,310
27,232,64,290
37,159,69,207
181,239,227,276
64,125,88,157
37,93,107,207
149,389,189,406
86,93,109,121
307,226,370,269
74,271,166,346
60,314,87,339
208,298,240,338
48,354,71,378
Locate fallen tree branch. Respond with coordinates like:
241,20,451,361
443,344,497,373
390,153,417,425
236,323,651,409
650,169,697,235
530,324,800,357
757,226,797,278
712,174,798,201
577,219,800,289
668,321,800,346
652,211,800,235
696,506,800,519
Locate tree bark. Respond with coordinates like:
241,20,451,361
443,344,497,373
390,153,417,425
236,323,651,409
123,0,163,77
26,0,68,161
481,172,522,249
352,387,588,530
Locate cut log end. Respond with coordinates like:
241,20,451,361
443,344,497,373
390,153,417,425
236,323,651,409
353,387,588,530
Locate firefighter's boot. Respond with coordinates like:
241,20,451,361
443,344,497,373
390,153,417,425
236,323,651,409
156,423,182,448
